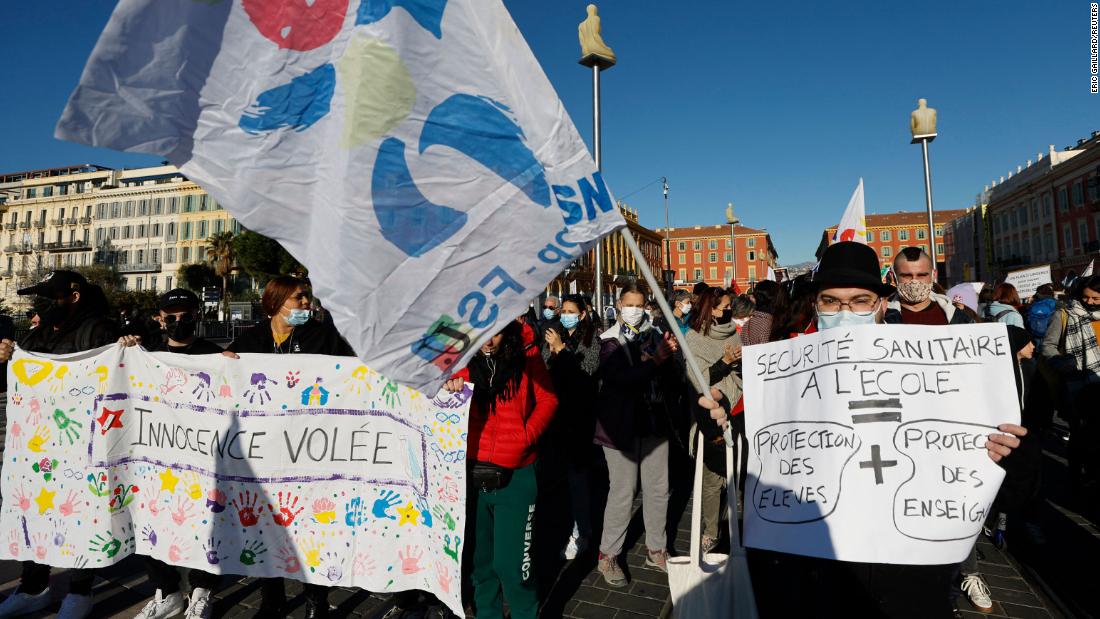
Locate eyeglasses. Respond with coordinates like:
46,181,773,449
542,305,555,310
816,295,880,313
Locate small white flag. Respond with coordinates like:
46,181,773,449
766,266,776,281
832,178,867,244
1083,259,1094,277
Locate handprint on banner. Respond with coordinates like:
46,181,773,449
432,386,472,409
13,485,31,512
268,491,303,526
381,378,400,407
160,367,188,396
190,371,216,402
50,408,82,445
240,539,267,565
416,496,433,528
9,421,23,450
141,525,157,547
352,552,376,577
322,551,345,582
342,365,373,395
7,531,20,558
232,491,264,527
91,366,108,396
47,365,69,394
89,532,122,558
432,505,457,532
27,425,51,453
49,517,66,546
443,533,461,562
436,562,453,594
167,536,190,563
203,538,227,565
26,398,41,426
32,533,48,561
344,497,367,527
59,489,82,517
398,545,425,574
146,488,167,517
300,537,324,572
312,497,336,524
171,495,197,526
183,472,203,500
205,489,227,513
276,544,302,574
243,373,276,405
285,370,301,389
372,489,401,520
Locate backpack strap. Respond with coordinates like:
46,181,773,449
1058,309,1068,354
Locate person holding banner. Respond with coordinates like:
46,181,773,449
222,276,353,618
0,271,119,619
701,242,1026,618
444,319,557,619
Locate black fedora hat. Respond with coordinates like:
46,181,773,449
814,242,895,297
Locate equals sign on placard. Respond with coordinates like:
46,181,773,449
849,398,903,424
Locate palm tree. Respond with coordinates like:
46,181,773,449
206,231,236,317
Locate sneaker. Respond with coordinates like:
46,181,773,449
0,587,52,618
183,588,211,619
597,553,628,587
700,535,718,554
135,590,185,619
961,573,993,613
57,594,94,619
645,548,670,573
560,534,588,560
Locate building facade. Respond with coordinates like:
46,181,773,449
0,164,240,311
816,209,968,276
656,224,780,290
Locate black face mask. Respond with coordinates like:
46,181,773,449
714,310,733,325
163,314,197,341
41,299,74,325
1083,302,1100,313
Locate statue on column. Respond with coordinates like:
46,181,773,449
578,4,616,66
910,98,937,137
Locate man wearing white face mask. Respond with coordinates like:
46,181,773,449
885,247,973,326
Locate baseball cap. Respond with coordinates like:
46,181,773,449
17,270,88,297
159,288,201,311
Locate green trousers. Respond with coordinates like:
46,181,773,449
470,463,538,619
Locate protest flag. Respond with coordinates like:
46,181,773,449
832,178,867,244
1084,259,1094,277
55,0,625,394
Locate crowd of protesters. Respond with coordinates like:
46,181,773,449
0,249,1095,618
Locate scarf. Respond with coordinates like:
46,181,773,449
684,320,743,403
1063,300,1100,383
742,310,773,346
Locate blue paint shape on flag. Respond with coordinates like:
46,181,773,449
356,0,449,39
372,137,468,257
239,64,337,135
420,94,550,208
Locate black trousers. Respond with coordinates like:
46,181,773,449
145,557,220,595
259,578,329,607
20,562,94,596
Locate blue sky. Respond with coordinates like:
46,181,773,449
1,1,1096,263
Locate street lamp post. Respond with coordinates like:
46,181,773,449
726,201,740,291
662,177,671,294
910,98,939,277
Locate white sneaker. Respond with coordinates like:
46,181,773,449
560,534,588,560
57,593,93,619
0,587,52,618
961,573,993,613
135,590,185,619
183,588,211,619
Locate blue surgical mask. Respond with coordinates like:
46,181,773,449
286,308,311,326
816,310,877,331
542,308,556,320
560,313,580,329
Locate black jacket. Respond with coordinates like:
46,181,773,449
148,335,225,355
227,318,354,356
19,314,119,355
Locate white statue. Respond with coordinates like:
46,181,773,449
910,98,937,137
578,4,616,64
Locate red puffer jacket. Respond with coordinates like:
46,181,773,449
454,354,558,469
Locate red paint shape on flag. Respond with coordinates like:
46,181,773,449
243,0,349,51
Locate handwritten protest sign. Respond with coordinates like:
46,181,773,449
1004,264,1052,299
742,323,1019,564
1,345,469,614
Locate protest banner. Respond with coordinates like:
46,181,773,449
742,323,1019,564
1,345,470,615
1004,264,1052,299
55,0,625,395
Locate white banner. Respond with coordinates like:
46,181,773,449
742,323,1019,564
55,0,625,394
2,346,470,615
1004,264,1052,299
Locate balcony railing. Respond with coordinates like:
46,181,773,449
32,220,45,228
39,241,90,252
65,218,78,225
79,216,92,224
18,222,30,229
4,223,16,230
117,262,162,273
51,218,65,226
4,244,34,254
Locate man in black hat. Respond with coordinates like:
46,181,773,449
698,242,1026,618
0,271,119,618
119,288,223,355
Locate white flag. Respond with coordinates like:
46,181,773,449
1084,259,1094,277
832,178,867,244
766,266,776,281
56,0,624,394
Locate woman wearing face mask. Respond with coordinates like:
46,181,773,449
684,288,745,553
443,321,557,619
541,294,600,560
1041,275,1100,491
223,276,353,619
728,295,755,335
670,290,692,334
